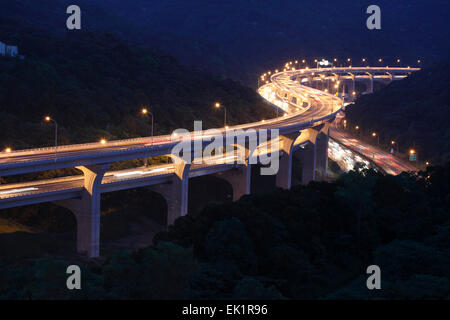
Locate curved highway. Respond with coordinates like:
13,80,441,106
0,66,419,201
258,66,420,175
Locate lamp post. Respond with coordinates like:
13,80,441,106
141,107,154,142
391,140,399,153
372,132,379,146
409,149,417,162
44,116,58,160
214,102,227,128
141,107,154,167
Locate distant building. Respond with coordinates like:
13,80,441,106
0,41,18,57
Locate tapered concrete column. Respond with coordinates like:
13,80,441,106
276,152,293,189
315,132,329,180
169,158,190,224
349,73,355,94
214,164,251,201
152,157,190,225
275,133,300,190
291,127,322,185
366,73,374,93
56,164,109,258
293,142,317,185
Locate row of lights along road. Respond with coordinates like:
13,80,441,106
260,58,422,84
353,125,429,166
2,103,233,156
2,110,151,156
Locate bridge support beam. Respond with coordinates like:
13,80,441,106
348,73,356,95
214,164,251,201
293,143,316,185
56,164,109,258
366,73,374,93
315,129,329,181
151,158,190,225
291,127,324,185
275,133,300,190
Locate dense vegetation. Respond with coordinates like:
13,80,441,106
1,162,449,299
345,59,450,164
0,20,274,151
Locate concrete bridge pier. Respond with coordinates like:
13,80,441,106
291,127,324,185
56,164,110,258
152,158,191,225
365,73,374,93
276,133,300,190
293,142,316,185
214,163,251,201
315,130,330,180
348,73,356,94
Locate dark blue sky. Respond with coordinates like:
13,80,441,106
1,0,449,82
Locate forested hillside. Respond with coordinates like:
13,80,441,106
0,20,274,151
345,59,450,164
1,163,449,299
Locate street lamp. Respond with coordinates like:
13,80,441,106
100,138,107,145
372,132,379,145
44,116,58,160
391,140,399,153
141,107,154,143
409,149,417,161
4,147,12,153
215,102,227,128
141,107,155,167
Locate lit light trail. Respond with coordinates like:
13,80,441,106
0,187,39,196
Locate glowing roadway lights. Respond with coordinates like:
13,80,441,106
44,115,58,160
214,102,227,128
